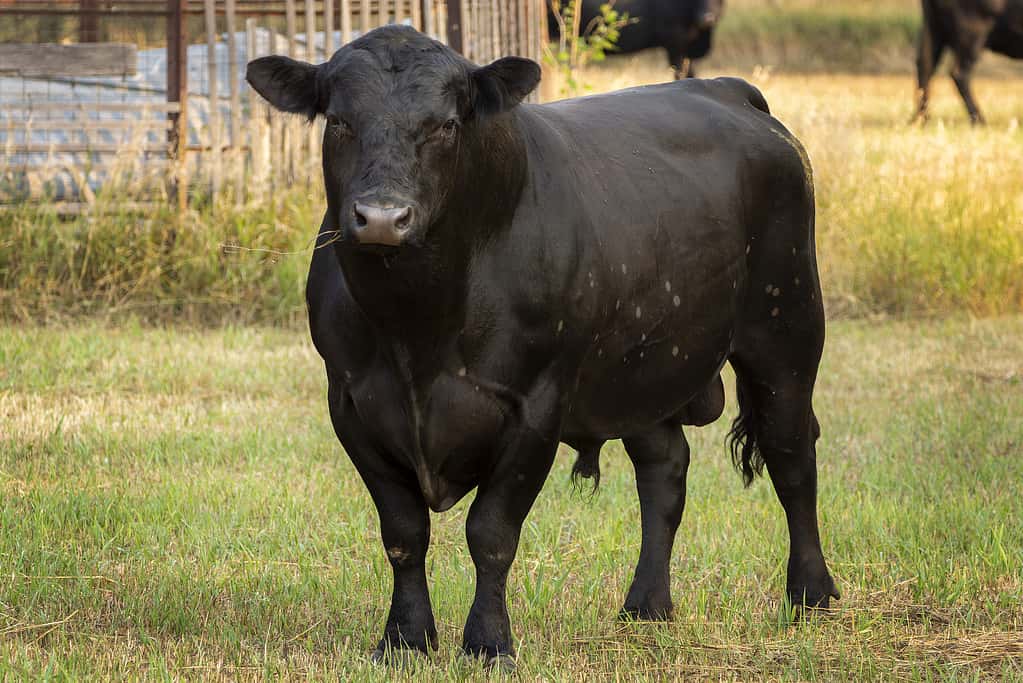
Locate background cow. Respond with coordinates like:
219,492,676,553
913,0,1023,123
548,0,725,79
247,24,836,669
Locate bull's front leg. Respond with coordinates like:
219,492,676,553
366,474,436,662
461,420,559,670
328,385,436,661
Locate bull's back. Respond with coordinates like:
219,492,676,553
524,78,792,264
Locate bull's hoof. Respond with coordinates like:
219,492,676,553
787,578,840,618
618,603,674,622
370,644,429,668
460,650,517,674
486,654,517,674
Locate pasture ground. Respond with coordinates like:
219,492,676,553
2,317,1021,680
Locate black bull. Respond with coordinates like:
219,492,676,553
548,0,725,79
247,25,837,668
913,0,1023,124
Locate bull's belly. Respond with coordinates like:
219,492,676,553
565,321,733,439
564,240,742,438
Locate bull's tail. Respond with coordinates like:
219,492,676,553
570,444,602,495
726,373,765,487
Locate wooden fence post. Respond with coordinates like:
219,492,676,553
305,0,318,183
225,0,242,205
167,0,188,212
285,0,298,183
446,0,462,54
412,0,422,30
246,17,270,201
325,0,335,56
423,0,434,35
341,0,352,44
204,0,222,199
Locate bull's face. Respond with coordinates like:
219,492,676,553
246,26,540,249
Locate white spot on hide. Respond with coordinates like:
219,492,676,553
458,366,467,376
387,547,411,562
771,307,780,317
672,346,679,357
635,306,642,319
673,295,681,307
665,281,672,292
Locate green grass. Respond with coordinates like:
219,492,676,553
0,190,317,326
1,318,1021,679
710,5,921,74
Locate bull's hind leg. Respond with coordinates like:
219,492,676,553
952,49,986,125
620,421,691,620
730,280,838,611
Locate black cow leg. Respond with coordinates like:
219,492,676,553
731,340,838,614
761,396,837,612
620,422,690,620
952,56,986,125
911,31,944,124
462,429,559,669
328,384,437,661
368,480,436,662
671,57,693,81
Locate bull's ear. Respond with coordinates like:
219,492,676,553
472,57,541,115
246,56,322,120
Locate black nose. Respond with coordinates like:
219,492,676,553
352,202,412,246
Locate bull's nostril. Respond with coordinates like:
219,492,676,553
394,206,411,230
354,204,368,229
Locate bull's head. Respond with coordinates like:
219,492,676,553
695,0,724,29
246,26,540,249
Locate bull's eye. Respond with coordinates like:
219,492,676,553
430,118,459,143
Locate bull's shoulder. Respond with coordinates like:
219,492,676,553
306,238,375,375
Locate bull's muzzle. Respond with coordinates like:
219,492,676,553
699,12,717,28
352,202,412,247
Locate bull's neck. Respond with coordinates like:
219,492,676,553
332,110,528,343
